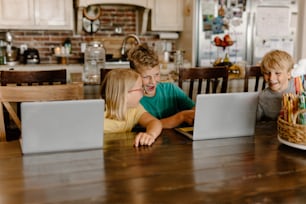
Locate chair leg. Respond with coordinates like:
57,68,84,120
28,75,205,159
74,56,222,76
3,108,10,128
0,103,7,142
3,102,22,130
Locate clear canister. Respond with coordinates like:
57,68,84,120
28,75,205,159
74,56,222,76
174,50,184,73
84,41,105,84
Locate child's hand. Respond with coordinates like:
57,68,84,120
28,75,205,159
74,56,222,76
134,132,155,147
181,109,195,125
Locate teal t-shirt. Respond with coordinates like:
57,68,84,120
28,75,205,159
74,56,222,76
140,82,195,119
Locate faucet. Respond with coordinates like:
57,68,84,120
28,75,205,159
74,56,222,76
5,31,13,58
120,34,140,58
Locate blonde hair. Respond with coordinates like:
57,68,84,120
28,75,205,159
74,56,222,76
100,69,140,120
127,43,159,72
260,50,294,74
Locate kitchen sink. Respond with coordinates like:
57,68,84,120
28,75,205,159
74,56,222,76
105,58,130,68
106,60,129,64
105,57,129,66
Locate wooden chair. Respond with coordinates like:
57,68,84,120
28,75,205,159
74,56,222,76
0,69,67,136
100,68,113,84
178,67,229,100
0,83,84,141
0,69,67,85
243,65,266,92
100,68,130,84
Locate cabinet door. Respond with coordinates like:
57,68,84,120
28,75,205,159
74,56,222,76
0,0,73,30
151,0,183,31
35,0,73,30
0,0,35,29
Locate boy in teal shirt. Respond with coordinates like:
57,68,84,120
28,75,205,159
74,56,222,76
128,44,195,128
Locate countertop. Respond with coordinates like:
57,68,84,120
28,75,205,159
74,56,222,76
0,62,131,82
0,61,243,84
0,61,130,71
0,62,192,82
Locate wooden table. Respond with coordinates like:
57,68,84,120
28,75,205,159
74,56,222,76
1,121,306,203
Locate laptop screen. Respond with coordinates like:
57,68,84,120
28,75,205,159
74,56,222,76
20,99,104,154
175,92,259,140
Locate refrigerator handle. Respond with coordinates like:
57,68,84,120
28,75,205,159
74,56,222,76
246,12,255,65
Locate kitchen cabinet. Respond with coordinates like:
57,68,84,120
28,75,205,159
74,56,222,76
0,0,73,30
151,0,183,31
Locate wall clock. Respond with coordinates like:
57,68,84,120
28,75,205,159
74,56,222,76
83,5,101,20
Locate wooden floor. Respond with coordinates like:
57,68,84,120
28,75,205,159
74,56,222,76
1,121,306,203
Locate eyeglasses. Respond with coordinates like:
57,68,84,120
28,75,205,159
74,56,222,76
128,88,143,93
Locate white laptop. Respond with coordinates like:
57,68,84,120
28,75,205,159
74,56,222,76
175,92,259,140
20,99,104,154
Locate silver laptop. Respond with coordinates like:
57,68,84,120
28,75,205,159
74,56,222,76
175,92,259,140
20,99,104,154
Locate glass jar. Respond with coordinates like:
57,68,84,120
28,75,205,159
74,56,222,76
174,50,184,73
0,47,6,65
84,41,105,84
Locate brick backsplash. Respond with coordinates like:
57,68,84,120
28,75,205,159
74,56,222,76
0,5,176,65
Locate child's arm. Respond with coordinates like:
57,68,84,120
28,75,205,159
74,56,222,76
160,108,195,129
134,112,162,147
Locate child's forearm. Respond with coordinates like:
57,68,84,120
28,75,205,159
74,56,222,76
146,120,162,140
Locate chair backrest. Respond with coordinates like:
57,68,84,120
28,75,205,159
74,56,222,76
0,69,68,141
100,68,130,84
0,69,67,86
100,69,113,84
178,67,229,99
0,83,83,141
244,65,266,92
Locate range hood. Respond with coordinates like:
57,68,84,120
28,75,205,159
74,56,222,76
77,0,153,8
76,0,153,34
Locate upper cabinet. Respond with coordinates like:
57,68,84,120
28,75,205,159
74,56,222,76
0,0,73,30
77,0,153,8
151,0,183,31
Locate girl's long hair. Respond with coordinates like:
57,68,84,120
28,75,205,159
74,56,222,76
100,69,140,120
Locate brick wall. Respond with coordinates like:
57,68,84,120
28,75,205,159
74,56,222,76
2,5,175,64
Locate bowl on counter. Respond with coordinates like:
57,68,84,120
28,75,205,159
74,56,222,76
0,46,20,64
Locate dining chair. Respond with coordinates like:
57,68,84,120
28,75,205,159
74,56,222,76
243,65,266,92
0,83,84,141
178,66,229,100
100,68,130,84
0,69,67,85
0,69,67,136
100,68,113,84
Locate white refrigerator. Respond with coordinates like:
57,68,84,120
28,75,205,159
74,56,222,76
195,0,298,67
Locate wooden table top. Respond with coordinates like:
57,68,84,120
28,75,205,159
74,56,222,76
1,121,306,203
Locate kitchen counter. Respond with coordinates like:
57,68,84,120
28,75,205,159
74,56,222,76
0,62,131,82
0,61,188,83
0,62,249,93
0,62,130,70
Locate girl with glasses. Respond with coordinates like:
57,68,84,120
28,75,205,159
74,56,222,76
100,69,162,147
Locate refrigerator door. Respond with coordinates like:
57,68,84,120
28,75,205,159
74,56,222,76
196,0,298,66
196,0,250,66
252,2,297,64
